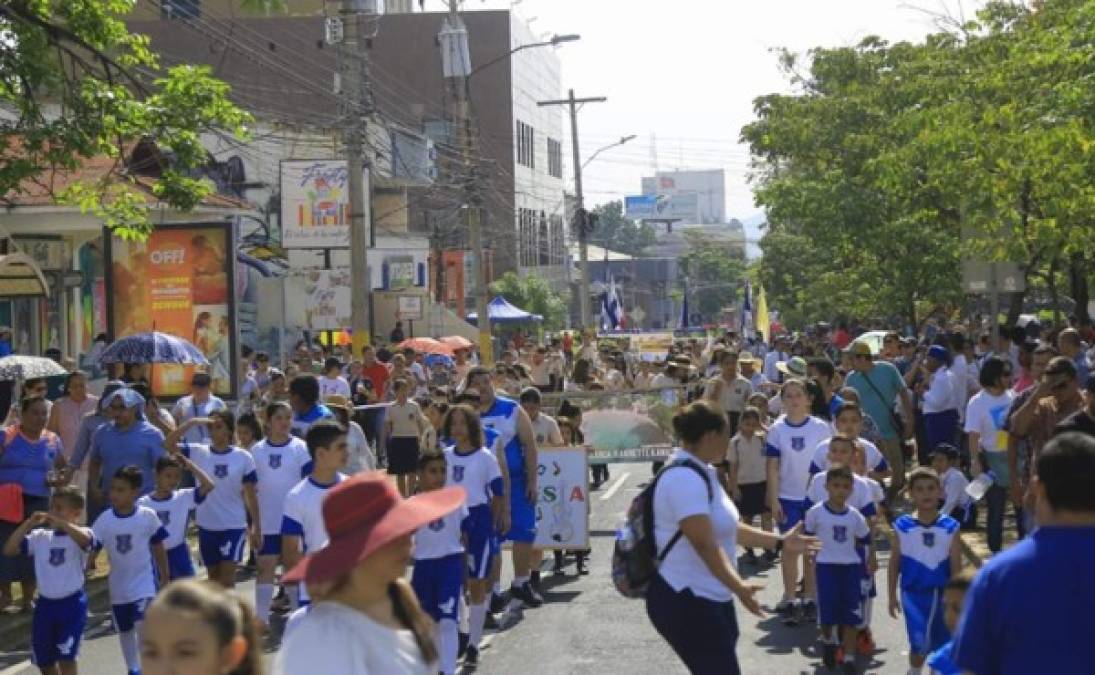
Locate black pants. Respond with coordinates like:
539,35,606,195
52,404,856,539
645,574,741,675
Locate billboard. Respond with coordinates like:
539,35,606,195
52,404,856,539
284,268,352,331
625,193,699,221
624,194,659,220
279,160,368,248
106,222,237,397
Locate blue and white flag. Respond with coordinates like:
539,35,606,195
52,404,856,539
601,272,623,331
741,280,754,339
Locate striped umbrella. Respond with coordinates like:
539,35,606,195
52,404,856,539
98,332,209,366
0,355,67,382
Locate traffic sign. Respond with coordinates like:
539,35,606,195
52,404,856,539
962,261,1024,294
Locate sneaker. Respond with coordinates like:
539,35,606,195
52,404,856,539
856,628,875,655
484,612,499,630
464,645,480,669
510,582,544,608
489,592,507,614
743,548,758,565
802,600,818,622
775,599,794,616
822,643,838,669
782,602,803,627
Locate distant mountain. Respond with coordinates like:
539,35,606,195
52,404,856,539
739,211,767,259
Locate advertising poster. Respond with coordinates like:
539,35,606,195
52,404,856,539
533,448,590,550
284,268,352,331
107,223,236,397
541,390,678,465
280,160,368,248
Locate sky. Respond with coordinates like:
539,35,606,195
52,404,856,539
444,0,985,227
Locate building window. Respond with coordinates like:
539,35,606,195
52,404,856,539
538,212,550,266
516,120,535,169
547,138,562,179
519,207,541,267
162,0,201,18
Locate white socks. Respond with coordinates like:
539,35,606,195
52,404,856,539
438,618,459,675
468,601,488,648
119,628,140,672
256,583,275,625
458,595,469,634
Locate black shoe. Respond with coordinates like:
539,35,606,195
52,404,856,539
464,645,479,668
802,600,818,622
530,570,542,593
822,643,837,669
743,549,758,564
763,549,779,564
510,582,543,608
458,631,469,658
782,602,803,627
484,612,499,630
489,592,507,614
552,551,565,575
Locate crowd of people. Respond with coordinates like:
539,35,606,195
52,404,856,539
0,317,1092,674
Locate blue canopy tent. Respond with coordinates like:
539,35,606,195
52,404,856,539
466,296,543,326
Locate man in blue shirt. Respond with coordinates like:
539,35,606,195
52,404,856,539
952,432,1095,675
87,388,166,501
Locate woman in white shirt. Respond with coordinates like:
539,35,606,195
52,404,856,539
646,400,817,674
274,473,465,675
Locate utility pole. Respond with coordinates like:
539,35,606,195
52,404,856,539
340,0,373,356
440,1,493,365
538,89,606,331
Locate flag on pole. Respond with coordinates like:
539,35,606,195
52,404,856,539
755,285,770,344
601,270,623,331
741,280,754,339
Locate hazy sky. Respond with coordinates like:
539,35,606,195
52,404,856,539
449,0,985,222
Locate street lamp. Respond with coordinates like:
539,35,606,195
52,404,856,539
582,134,637,170
469,34,581,78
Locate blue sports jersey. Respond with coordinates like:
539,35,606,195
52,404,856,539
290,404,334,439
893,513,959,591
480,396,524,479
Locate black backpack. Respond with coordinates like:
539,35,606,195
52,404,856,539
611,459,713,598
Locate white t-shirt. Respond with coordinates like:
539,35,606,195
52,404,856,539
318,375,352,400
170,395,228,444
282,475,346,553
964,389,1014,454
804,472,878,518
274,601,435,675
444,446,502,508
941,466,971,515
653,449,739,602
530,413,563,448
138,489,196,549
413,502,468,561
345,421,376,474
922,367,957,414
183,443,258,531
250,437,312,535
92,506,167,603
765,415,832,501
810,437,887,475
804,502,870,565
23,527,94,599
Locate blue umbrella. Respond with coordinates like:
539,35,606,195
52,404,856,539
98,331,209,366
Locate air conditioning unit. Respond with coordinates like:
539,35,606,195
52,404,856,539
325,17,344,45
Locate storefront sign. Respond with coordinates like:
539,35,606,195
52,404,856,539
279,160,369,248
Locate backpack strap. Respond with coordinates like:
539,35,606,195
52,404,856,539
654,459,714,562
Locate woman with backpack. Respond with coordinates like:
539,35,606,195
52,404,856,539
645,400,818,675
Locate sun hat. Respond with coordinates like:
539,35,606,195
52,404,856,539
282,473,465,585
738,351,762,367
844,341,873,357
324,394,353,414
776,356,808,378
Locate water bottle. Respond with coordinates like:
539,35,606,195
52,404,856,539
965,471,996,501
616,521,636,552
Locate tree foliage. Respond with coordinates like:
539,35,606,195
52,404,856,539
678,231,746,321
590,200,657,257
0,0,251,239
490,271,569,331
742,0,1094,327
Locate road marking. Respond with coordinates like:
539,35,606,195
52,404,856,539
599,472,631,501
0,659,29,675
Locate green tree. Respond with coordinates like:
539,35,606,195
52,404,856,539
590,200,657,257
0,0,251,239
678,231,746,321
490,272,569,331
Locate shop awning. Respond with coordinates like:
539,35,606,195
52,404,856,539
0,252,49,297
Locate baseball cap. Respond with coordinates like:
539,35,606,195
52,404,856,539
927,345,949,362
931,443,959,460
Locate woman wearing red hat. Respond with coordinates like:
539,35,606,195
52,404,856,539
273,472,465,675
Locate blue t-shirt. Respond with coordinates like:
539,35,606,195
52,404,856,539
0,427,62,497
89,421,166,494
846,362,905,440
953,527,1095,675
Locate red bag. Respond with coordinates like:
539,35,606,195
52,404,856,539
0,483,23,524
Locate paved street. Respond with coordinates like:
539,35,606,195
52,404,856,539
0,463,912,674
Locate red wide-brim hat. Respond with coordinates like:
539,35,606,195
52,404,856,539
282,472,465,585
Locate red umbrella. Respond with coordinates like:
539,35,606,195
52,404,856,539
439,335,474,350
397,337,454,356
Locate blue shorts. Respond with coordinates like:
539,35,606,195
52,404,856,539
778,498,807,533
198,528,246,567
112,597,151,633
32,591,87,666
465,505,495,579
411,553,464,622
816,563,864,627
161,543,195,583
259,534,282,557
506,480,537,543
902,587,950,655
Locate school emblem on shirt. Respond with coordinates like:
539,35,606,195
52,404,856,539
269,454,282,470
116,534,132,554
832,525,847,543
427,518,445,531
453,466,465,483
157,511,170,527
48,548,66,566
214,464,229,479
791,436,805,451
922,532,935,548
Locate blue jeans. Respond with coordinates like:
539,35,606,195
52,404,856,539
985,483,1023,553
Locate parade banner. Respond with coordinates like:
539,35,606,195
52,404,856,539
534,447,590,550
630,331,675,361
542,389,681,465
280,159,368,248
106,222,237,398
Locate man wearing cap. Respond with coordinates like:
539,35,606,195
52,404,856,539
917,345,960,456
845,341,914,502
1054,376,1095,438
739,351,769,392
170,372,227,445
87,388,166,505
